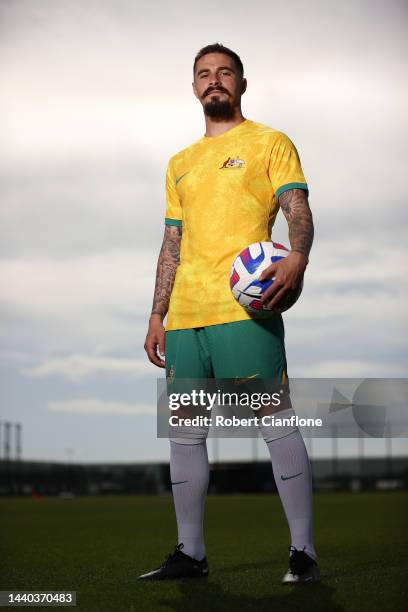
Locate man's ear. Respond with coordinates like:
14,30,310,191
192,81,199,99
241,78,247,95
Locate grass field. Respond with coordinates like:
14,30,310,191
1,492,408,612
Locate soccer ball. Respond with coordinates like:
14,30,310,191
229,241,303,316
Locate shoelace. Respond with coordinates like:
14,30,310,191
163,543,185,566
289,545,312,575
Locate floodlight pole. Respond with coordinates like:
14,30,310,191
331,424,338,479
4,421,11,461
15,423,22,460
385,424,392,479
15,423,22,496
3,421,12,495
358,428,365,482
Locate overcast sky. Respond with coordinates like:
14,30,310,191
0,0,407,463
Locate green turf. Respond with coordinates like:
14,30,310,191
1,492,408,612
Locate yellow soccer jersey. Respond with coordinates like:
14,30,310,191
164,119,308,331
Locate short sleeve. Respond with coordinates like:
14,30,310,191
268,132,308,199
164,160,182,227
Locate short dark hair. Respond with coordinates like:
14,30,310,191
193,43,244,77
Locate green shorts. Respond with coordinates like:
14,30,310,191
165,316,288,382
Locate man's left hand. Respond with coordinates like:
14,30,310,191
259,251,308,311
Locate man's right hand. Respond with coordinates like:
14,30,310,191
144,314,166,368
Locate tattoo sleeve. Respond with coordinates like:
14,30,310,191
278,189,314,258
151,225,182,318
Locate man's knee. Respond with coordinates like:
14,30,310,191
169,424,209,445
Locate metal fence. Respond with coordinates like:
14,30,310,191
1,455,407,497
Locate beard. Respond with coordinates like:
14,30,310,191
204,96,235,120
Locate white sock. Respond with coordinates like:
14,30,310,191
170,439,209,561
265,430,316,560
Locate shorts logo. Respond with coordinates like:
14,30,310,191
234,373,259,385
168,364,175,383
219,156,245,170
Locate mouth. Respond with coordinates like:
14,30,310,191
206,89,227,96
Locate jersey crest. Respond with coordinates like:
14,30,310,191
219,156,245,169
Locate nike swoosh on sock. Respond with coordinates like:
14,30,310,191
280,472,303,481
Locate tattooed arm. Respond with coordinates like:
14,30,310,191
259,189,314,310
279,188,314,259
151,225,182,317
144,225,182,367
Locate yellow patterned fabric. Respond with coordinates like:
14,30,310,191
164,119,308,331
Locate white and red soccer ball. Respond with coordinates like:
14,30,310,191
229,241,303,315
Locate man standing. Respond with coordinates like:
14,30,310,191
140,43,319,584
